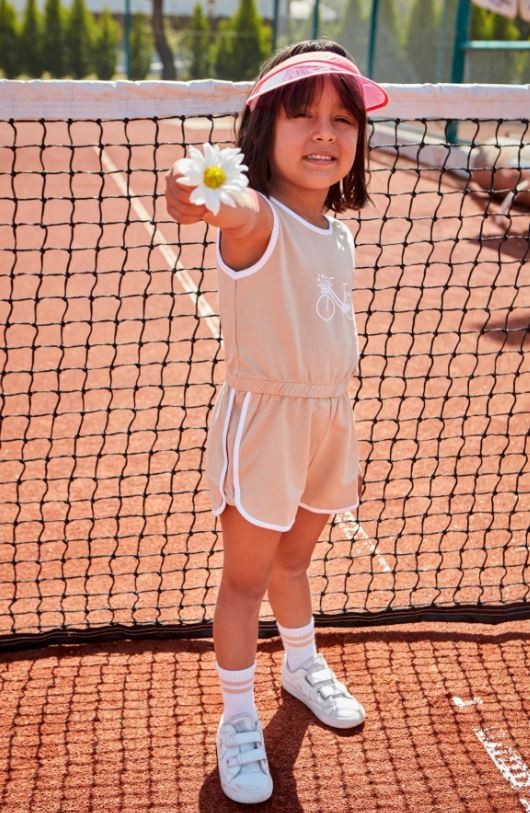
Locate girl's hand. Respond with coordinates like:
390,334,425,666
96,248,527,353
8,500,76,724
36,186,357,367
165,162,208,225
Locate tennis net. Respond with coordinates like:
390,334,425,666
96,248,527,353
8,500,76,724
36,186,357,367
0,80,529,651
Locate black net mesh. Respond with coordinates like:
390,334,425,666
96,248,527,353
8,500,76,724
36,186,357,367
0,85,529,650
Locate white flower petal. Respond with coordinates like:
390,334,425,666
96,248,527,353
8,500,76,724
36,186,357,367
189,186,207,206
178,175,200,187
203,187,221,214
219,190,236,207
203,143,220,165
221,182,248,195
230,189,253,207
188,145,206,165
175,157,193,174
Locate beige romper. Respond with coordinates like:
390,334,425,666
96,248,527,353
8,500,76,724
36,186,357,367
206,195,360,531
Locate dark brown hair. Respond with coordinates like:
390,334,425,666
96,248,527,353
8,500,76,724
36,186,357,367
236,39,370,213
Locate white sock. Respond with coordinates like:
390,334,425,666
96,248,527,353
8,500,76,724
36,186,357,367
277,617,317,672
216,662,258,723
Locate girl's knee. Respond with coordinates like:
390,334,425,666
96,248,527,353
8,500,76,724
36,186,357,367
220,573,269,606
271,555,310,581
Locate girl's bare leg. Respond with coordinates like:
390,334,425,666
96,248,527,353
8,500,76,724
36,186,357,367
214,504,283,669
267,506,330,627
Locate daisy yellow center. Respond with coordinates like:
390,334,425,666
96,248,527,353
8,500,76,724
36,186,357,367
203,165,227,189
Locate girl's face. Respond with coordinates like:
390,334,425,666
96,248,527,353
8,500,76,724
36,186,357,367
269,76,359,202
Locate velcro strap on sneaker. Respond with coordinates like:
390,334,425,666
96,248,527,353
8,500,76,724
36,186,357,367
308,668,333,685
318,683,336,699
236,748,267,766
231,731,262,747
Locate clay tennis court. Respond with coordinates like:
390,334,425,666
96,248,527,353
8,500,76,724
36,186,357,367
0,83,529,811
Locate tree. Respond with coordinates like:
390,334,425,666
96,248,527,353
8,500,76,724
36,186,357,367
338,0,368,72
93,8,121,79
186,3,210,79
373,0,415,83
42,0,67,77
152,0,176,79
469,7,521,83
404,0,439,83
0,0,20,78
213,19,234,79
65,0,96,77
20,0,43,76
214,0,270,80
491,11,523,83
130,13,153,80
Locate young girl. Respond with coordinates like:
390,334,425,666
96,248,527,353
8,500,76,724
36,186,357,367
165,39,389,804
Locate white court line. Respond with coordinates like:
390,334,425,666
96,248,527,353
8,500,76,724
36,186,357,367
453,699,530,809
474,726,530,810
100,147,375,542
97,147,221,339
452,696,483,708
473,727,530,793
337,512,392,573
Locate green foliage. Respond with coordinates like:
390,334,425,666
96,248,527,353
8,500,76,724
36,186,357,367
43,0,67,77
0,0,20,78
469,7,522,83
214,0,271,80
185,3,210,79
471,6,493,39
130,13,153,80
491,10,525,83
404,0,439,82
66,0,96,78
338,0,368,72
373,0,415,83
93,7,121,79
20,0,43,76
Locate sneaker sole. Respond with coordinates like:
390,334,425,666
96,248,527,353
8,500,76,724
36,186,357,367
282,675,365,729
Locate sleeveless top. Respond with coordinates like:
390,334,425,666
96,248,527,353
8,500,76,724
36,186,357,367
215,195,359,398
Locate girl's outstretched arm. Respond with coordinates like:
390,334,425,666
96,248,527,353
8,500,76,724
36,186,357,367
165,162,272,230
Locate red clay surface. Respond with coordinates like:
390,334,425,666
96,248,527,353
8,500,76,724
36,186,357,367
1,622,530,812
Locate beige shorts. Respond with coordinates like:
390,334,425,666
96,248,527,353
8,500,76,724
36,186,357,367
205,379,359,531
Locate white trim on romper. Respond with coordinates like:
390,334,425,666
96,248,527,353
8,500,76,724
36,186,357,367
215,195,279,280
232,392,294,532
299,500,360,514
269,196,333,235
211,386,236,517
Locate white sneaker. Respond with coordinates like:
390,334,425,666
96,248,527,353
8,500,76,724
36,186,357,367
216,713,273,804
281,653,365,729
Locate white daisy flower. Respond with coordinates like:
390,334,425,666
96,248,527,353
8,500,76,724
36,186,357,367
175,143,249,215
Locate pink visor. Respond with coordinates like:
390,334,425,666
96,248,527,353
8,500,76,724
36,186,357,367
246,51,389,112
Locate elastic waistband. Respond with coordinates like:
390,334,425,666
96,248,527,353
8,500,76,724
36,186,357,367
226,372,349,398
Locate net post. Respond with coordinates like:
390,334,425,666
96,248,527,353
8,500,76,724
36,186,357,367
311,0,320,40
124,0,131,79
448,0,471,143
367,0,379,78
272,0,279,50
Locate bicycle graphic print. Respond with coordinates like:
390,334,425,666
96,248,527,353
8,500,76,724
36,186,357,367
315,274,354,322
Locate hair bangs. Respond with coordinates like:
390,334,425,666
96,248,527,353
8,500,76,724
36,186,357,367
276,73,365,123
